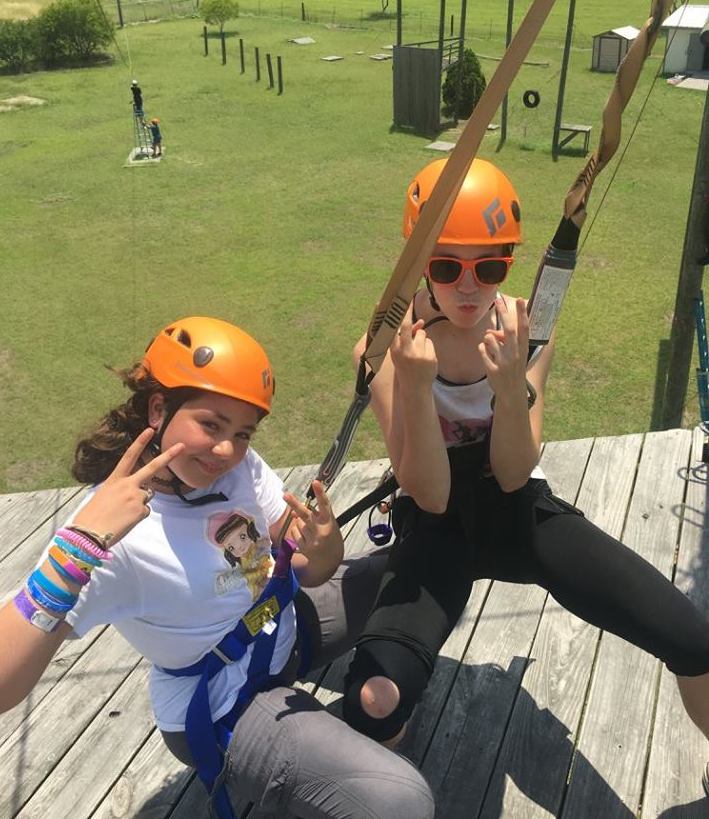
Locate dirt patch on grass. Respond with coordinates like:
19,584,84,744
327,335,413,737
0,95,46,113
4,458,62,491
0,0,43,19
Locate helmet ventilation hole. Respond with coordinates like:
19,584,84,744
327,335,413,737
177,330,192,348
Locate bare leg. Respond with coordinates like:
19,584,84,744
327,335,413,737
676,672,709,740
360,676,408,749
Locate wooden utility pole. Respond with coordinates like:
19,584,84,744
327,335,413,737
552,0,575,157
661,83,709,428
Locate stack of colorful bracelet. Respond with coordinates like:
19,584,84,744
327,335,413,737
14,526,113,633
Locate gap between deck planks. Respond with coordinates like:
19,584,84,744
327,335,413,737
0,430,707,818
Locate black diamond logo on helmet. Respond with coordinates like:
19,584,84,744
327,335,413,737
193,346,214,367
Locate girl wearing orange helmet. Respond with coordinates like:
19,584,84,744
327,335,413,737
0,316,434,819
342,159,709,758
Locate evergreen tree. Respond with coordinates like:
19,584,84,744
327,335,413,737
442,49,486,120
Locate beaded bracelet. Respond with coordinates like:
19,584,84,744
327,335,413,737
57,527,112,562
29,568,78,606
48,549,91,586
26,576,76,614
53,536,103,568
14,588,61,633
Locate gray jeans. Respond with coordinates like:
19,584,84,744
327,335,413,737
161,547,435,819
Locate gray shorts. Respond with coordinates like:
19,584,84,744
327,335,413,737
161,547,435,819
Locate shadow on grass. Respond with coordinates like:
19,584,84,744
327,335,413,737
202,30,241,38
650,337,672,430
364,10,398,20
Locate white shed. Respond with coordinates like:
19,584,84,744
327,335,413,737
661,4,709,74
591,26,639,72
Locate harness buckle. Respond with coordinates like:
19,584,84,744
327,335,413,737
212,645,235,665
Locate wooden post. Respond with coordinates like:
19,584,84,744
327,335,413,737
116,0,124,28
221,31,227,65
255,46,261,81
266,53,274,88
277,55,283,94
301,1,305,20
552,0,576,158
661,84,709,428
203,25,208,56
498,0,514,148
454,0,468,126
450,13,453,37
239,38,245,73
396,0,401,46
437,0,445,66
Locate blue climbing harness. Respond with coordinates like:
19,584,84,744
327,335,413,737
161,541,304,819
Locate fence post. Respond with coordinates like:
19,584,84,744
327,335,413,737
277,55,283,94
116,0,124,28
255,46,261,81
203,25,208,56
450,13,454,36
301,1,305,20
239,38,245,73
266,53,274,88
221,31,227,65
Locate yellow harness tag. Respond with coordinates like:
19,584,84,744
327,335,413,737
243,595,280,637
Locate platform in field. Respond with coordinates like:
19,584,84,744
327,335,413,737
1,428,708,818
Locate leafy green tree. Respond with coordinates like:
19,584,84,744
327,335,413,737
0,19,37,73
201,0,239,34
442,48,486,120
36,0,113,65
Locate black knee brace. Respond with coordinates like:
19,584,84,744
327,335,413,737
343,638,431,742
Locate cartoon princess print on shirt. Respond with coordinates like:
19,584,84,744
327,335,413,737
207,511,273,599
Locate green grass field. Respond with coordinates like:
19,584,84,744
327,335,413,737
0,2,704,492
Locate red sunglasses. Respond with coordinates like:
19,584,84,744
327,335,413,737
426,255,514,287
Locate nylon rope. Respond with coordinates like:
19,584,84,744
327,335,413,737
579,1,686,253
562,0,674,231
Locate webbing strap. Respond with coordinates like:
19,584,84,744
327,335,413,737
362,0,557,375
562,0,671,229
160,554,299,819
526,0,671,351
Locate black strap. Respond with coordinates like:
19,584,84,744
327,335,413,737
336,474,399,528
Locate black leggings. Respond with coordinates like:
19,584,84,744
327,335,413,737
343,478,709,741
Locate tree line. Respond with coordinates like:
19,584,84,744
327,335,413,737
0,0,113,73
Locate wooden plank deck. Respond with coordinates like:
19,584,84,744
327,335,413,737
1,429,708,818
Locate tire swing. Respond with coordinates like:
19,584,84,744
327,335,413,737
523,89,540,108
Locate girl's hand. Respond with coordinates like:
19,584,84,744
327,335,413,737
390,312,438,394
479,297,529,405
283,480,344,573
72,429,185,547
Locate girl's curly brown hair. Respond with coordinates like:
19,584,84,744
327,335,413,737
72,363,201,485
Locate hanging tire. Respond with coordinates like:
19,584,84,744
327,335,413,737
523,89,540,109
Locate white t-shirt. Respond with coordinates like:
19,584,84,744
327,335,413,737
62,448,292,731
432,347,545,479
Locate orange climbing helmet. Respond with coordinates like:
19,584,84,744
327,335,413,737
143,317,274,414
403,158,522,246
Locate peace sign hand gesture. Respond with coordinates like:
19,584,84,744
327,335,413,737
72,428,185,548
479,297,530,406
282,480,344,587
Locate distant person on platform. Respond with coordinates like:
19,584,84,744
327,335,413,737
148,118,162,158
131,80,144,119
